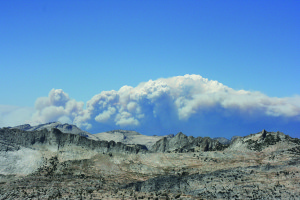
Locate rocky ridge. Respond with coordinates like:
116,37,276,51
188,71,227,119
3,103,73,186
229,129,299,152
150,132,228,153
10,122,99,140
213,137,231,145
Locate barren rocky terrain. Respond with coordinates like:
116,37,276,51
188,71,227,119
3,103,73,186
1,123,300,199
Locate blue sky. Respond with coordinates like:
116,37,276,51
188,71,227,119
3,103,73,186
0,1,299,138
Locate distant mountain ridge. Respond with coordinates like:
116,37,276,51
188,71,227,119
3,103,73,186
10,122,99,140
9,122,176,149
7,122,300,153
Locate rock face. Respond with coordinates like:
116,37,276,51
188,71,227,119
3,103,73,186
150,132,228,152
95,130,173,149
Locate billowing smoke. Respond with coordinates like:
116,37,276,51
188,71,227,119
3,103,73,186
32,89,84,125
1,75,300,138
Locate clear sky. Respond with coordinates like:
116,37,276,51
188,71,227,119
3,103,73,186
0,1,299,139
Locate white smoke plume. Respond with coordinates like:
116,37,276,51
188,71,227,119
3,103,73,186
32,89,84,125
1,75,300,137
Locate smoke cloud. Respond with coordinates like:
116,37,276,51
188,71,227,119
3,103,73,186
32,89,84,125
1,75,300,138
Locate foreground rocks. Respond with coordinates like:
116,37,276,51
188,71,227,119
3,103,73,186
1,151,299,199
126,164,300,199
